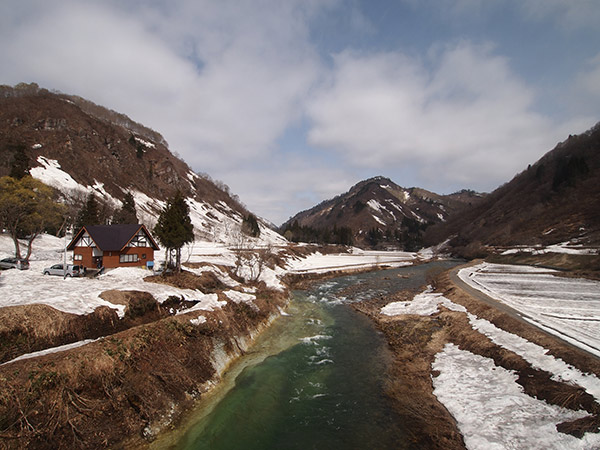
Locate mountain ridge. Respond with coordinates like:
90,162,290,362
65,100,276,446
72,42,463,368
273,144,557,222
425,122,600,256
0,83,284,245
282,176,483,250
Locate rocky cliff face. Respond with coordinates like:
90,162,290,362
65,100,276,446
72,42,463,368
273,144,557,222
0,83,285,245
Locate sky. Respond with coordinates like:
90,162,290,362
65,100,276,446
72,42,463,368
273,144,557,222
1,0,599,225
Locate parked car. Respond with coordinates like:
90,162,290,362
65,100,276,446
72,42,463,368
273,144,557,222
0,257,30,270
43,264,83,277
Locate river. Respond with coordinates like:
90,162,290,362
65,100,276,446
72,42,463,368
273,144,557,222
156,261,459,450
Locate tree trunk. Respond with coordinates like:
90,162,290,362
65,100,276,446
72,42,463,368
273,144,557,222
176,247,182,272
11,233,22,259
24,232,41,261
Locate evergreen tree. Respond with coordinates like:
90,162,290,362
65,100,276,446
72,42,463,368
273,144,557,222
153,191,194,272
9,144,30,179
242,213,260,237
113,192,138,224
75,193,101,229
366,227,383,247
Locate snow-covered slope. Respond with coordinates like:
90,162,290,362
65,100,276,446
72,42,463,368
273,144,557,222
1,84,285,247
282,176,481,249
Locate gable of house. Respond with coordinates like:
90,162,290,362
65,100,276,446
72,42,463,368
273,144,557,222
67,224,159,268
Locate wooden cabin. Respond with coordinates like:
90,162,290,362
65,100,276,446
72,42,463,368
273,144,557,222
67,224,159,269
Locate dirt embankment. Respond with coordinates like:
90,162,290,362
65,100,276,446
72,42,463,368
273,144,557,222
353,290,467,450
0,292,162,364
0,273,288,449
353,265,600,449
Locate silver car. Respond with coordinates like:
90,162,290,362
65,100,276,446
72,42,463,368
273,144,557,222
0,257,30,270
43,264,83,277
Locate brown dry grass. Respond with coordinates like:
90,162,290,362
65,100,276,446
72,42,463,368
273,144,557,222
144,269,226,292
353,266,600,447
0,290,169,365
0,305,119,364
0,284,289,449
354,299,465,450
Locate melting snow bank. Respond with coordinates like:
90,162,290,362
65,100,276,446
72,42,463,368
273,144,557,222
379,282,600,448
432,344,600,450
286,249,416,274
500,242,599,256
381,286,466,316
468,314,600,402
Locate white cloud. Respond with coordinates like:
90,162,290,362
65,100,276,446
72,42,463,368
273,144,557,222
306,41,585,192
1,3,197,104
0,1,596,223
219,156,357,225
0,0,324,168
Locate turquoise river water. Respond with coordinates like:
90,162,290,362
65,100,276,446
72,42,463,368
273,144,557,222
156,261,458,450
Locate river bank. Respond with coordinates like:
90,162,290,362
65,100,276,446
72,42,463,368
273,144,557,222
0,280,289,449
4,244,597,449
353,262,600,449
0,239,422,449
157,263,441,449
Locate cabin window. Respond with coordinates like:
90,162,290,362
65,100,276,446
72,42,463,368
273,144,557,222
119,254,139,263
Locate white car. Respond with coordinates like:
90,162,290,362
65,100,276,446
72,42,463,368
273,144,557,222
0,257,30,270
43,264,83,277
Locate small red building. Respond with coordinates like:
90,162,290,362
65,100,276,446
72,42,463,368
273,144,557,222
67,224,159,269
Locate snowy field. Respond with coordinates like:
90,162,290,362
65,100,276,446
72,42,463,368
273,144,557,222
0,234,419,318
500,241,599,256
381,286,600,449
285,248,416,274
458,263,600,357
433,343,600,450
0,235,227,317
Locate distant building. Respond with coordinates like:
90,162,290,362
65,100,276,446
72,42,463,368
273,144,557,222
67,224,159,269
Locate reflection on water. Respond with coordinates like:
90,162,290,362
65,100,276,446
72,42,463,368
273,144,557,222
169,261,459,450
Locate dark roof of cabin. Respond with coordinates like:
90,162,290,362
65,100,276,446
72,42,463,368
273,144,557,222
67,224,159,251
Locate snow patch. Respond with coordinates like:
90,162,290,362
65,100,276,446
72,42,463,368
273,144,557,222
30,157,119,206
366,199,383,213
372,214,386,226
432,343,599,450
134,136,155,148
30,157,85,193
2,338,100,366
176,294,226,314
190,315,207,326
224,289,256,305
381,286,466,316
